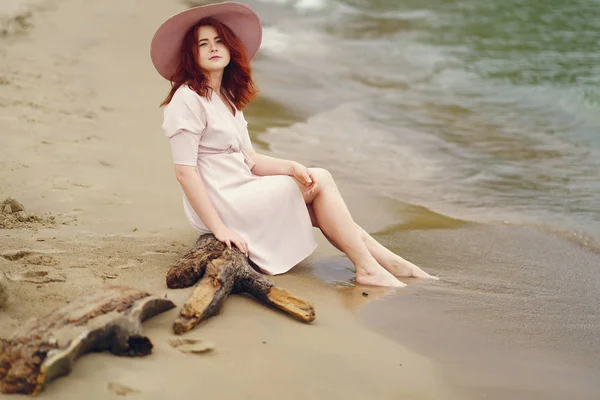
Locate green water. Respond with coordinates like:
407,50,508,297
242,0,600,240
333,0,600,236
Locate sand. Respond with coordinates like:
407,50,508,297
0,274,8,309
0,0,453,398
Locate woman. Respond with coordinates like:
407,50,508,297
150,2,435,287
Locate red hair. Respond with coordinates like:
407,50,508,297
160,17,259,109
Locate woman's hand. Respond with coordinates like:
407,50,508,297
213,225,249,257
290,162,318,196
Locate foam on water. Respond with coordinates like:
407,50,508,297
294,0,327,11
255,0,327,10
259,25,333,62
260,103,446,189
254,0,289,5
260,26,290,54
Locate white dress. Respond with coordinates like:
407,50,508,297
162,85,317,275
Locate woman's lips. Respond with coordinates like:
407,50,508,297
209,56,221,60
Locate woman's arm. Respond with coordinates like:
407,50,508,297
174,165,248,255
246,150,296,177
245,150,319,196
175,165,223,231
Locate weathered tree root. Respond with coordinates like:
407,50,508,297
167,234,315,334
0,286,175,395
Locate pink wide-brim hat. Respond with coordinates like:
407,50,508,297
150,1,262,81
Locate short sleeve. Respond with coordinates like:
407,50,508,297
162,86,207,138
169,130,200,166
239,111,254,151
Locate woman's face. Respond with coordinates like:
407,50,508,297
196,25,231,73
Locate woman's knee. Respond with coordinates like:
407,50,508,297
309,167,334,185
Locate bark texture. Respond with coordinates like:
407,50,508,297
168,234,315,335
0,286,175,395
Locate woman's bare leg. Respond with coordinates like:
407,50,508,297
298,168,404,288
307,206,435,279
354,225,436,278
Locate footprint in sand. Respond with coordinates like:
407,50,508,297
25,254,58,266
107,258,144,269
1,250,59,266
98,272,118,280
168,338,215,355
107,382,140,396
0,250,33,261
6,270,66,284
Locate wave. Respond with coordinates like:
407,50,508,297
535,225,600,255
375,202,472,233
253,0,327,11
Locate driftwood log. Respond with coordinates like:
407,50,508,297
167,234,315,334
0,286,175,395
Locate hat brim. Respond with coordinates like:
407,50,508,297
150,2,262,80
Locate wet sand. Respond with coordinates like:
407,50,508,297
0,0,452,398
358,224,600,400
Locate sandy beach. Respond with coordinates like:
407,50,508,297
4,0,600,398
0,0,453,398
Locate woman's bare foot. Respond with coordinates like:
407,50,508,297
383,256,438,280
356,263,407,287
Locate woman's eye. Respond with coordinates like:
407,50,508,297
199,43,207,47
216,39,222,43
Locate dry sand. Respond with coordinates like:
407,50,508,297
0,0,453,398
